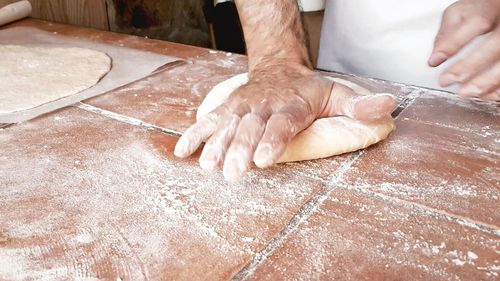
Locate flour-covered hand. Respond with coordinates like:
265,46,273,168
174,64,396,181
174,0,396,181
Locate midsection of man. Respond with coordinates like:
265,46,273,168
318,0,482,92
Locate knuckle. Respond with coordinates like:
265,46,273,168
443,4,462,20
471,16,494,33
244,112,266,126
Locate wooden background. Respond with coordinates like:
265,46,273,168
25,0,323,63
27,0,211,47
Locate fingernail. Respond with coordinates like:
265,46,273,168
223,156,246,182
254,145,273,168
428,51,448,66
458,84,483,98
439,73,460,87
200,157,218,171
174,138,188,157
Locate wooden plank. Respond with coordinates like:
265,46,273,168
105,0,210,47
28,0,109,30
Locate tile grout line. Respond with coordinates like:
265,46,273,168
231,152,363,281
392,88,422,119
291,89,420,182
366,88,500,236
232,90,422,280
81,89,498,278
76,103,182,137
347,186,500,237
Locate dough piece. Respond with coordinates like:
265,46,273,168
0,45,111,114
197,73,395,163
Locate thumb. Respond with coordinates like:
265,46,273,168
321,81,397,121
429,4,494,67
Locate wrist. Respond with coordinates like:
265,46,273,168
249,59,314,78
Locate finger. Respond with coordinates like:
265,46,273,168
199,113,240,170
429,7,494,67
439,32,500,87
323,83,397,121
349,94,397,121
458,60,500,98
253,113,303,168
174,112,220,158
223,113,266,181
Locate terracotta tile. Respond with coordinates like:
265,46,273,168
398,92,500,144
0,107,327,280
248,189,500,281
85,52,249,133
7,19,208,59
85,52,418,134
274,155,353,181
82,55,418,182
343,93,499,226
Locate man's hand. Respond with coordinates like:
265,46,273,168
174,0,396,181
175,64,396,181
428,0,500,101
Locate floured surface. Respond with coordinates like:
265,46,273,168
344,92,500,226
0,27,178,123
0,107,326,280
249,189,500,281
86,50,249,133
1,18,498,281
0,45,111,114
197,73,395,163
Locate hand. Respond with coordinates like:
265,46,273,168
428,0,500,101
174,64,397,181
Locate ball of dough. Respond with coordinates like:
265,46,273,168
197,73,395,163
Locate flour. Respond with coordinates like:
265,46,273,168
0,45,111,114
0,107,323,280
248,190,499,280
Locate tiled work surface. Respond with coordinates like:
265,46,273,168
0,108,326,280
1,20,499,280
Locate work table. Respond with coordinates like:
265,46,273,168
0,19,499,280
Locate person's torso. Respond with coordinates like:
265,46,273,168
317,0,481,92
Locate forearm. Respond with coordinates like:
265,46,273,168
234,0,312,71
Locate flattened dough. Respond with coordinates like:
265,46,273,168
197,73,395,163
0,45,111,114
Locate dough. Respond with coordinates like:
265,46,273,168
0,45,111,114
197,73,395,163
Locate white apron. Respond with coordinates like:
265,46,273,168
317,0,482,92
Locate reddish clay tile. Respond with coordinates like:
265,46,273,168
82,54,417,182
86,62,415,135
343,93,499,226
85,52,249,133
274,155,353,181
398,92,499,146
248,189,499,281
7,19,208,59
0,107,327,280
